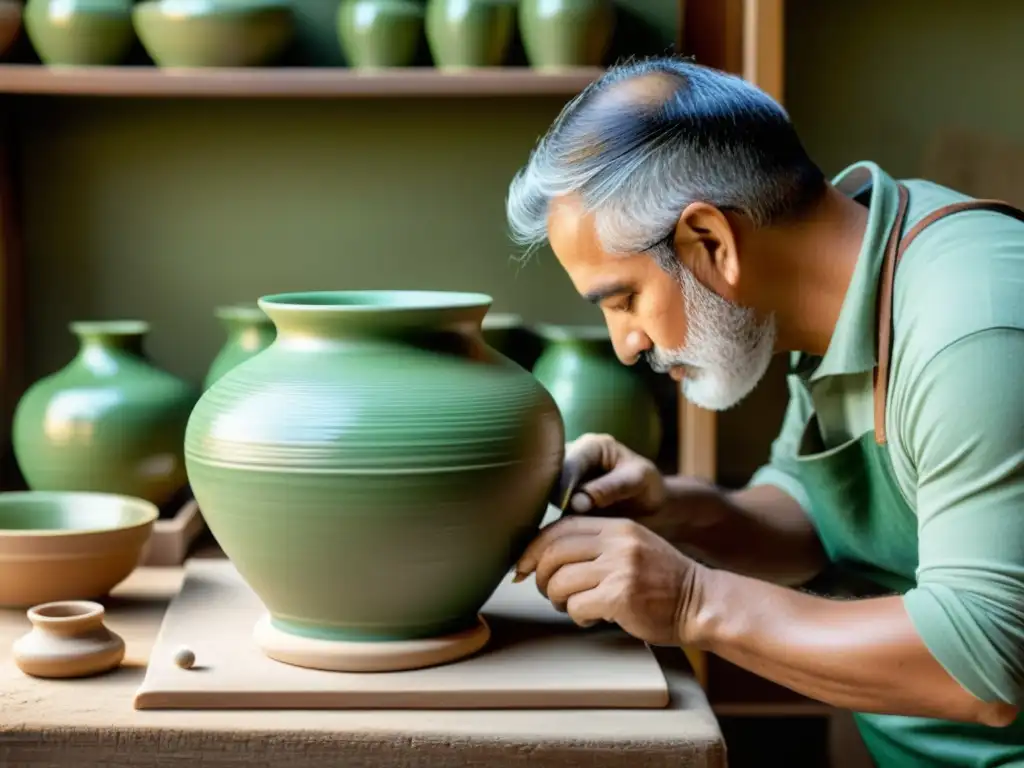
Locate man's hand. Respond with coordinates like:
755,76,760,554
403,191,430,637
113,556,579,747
513,514,703,647
556,433,666,517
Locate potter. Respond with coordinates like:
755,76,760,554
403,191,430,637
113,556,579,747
506,57,1024,768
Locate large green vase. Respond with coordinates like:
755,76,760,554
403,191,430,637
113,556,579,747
12,321,198,508
337,0,424,69
518,0,614,69
23,0,135,65
424,0,513,68
184,290,564,669
532,323,662,460
203,304,276,391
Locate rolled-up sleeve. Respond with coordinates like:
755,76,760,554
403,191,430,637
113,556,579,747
901,328,1024,705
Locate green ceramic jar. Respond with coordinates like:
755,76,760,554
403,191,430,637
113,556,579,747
424,0,512,68
518,0,613,69
203,304,276,391
337,0,423,68
133,0,294,67
12,321,198,508
184,291,564,647
23,0,134,65
532,323,663,460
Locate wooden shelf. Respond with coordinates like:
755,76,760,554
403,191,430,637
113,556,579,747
0,64,605,98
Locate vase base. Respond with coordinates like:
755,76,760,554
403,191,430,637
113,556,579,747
253,613,491,673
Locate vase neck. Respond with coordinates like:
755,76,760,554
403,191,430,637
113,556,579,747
258,290,492,343
71,321,149,357
28,601,106,637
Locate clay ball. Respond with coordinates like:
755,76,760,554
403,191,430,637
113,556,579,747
173,646,196,669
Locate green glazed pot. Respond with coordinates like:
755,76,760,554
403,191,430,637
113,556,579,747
12,321,199,508
532,323,662,460
424,0,512,69
337,0,423,69
184,291,564,649
0,0,23,60
518,0,613,69
481,312,543,372
203,304,276,391
133,0,294,67
23,0,134,65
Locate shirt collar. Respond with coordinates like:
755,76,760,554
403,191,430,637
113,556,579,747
802,160,902,383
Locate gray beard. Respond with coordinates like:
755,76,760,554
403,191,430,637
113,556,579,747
644,263,776,411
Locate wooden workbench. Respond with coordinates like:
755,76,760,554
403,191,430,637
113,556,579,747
0,564,726,768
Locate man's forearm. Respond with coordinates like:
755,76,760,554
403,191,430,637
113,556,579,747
686,566,1020,727
640,477,827,586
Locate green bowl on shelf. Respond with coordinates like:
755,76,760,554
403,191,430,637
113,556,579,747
133,0,294,67
0,491,158,608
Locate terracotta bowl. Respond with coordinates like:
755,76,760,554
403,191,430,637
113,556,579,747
0,0,22,59
132,0,294,68
0,491,158,608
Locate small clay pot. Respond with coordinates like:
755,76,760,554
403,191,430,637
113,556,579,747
0,0,23,60
518,0,614,69
424,0,513,69
13,600,125,679
337,0,424,69
23,0,135,66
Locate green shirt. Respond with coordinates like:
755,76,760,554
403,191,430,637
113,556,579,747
749,160,1024,706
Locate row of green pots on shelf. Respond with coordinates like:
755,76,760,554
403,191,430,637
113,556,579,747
10,303,661,515
0,0,613,69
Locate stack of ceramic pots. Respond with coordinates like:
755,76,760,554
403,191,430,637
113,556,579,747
184,290,564,673
12,321,198,509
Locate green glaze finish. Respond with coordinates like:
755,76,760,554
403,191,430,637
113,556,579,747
12,321,199,508
185,290,564,643
0,490,158,533
337,0,423,68
532,324,662,460
203,304,276,391
424,0,512,68
23,0,134,65
133,0,294,67
518,0,614,69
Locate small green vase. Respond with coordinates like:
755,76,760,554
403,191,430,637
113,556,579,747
12,321,199,508
203,304,276,391
518,0,614,69
184,291,564,665
424,0,512,69
23,0,134,65
337,0,423,69
532,324,663,460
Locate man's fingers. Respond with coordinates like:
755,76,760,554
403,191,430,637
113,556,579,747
565,584,613,629
514,516,606,578
534,535,602,597
575,460,648,511
545,560,604,612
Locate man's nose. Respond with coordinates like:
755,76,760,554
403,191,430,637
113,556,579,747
612,328,651,365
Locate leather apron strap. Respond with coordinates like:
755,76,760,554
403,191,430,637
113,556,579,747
873,190,1024,445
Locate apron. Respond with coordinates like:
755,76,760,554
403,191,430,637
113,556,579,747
791,184,1024,767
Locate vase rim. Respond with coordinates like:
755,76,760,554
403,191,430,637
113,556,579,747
27,600,104,627
70,320,150,337
258,290,493,313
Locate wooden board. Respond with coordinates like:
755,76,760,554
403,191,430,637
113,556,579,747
134,559,670,710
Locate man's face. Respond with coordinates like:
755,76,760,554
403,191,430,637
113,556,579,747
547,197,776,411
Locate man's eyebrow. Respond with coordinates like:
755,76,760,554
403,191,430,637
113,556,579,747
583,282,634,304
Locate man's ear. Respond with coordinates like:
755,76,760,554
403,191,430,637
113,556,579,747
671,202,741,296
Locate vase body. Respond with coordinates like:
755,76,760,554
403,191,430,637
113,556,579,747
13,600,126,678
185,290,564,645
24,0,134,65
203,304,276,391
12,321,198,508
518,0,613,69
0,0,22,59
532,324,662,460
424,0,512,68
133,0,294,67
337,0,423,68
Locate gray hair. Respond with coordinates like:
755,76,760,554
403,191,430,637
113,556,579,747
506,57,826,266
